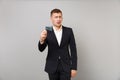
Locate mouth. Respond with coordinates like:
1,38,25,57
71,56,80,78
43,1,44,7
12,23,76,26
57,22,61,24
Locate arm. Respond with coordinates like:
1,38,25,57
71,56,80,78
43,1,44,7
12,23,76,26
38,40,47,52
69,28,77,70
38,30,47,52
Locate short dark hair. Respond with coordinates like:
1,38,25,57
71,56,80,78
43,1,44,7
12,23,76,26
50,8,62,16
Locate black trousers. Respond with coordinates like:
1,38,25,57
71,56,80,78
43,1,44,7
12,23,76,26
48,59,71,80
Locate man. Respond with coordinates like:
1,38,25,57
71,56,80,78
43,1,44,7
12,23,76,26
38,8,77,80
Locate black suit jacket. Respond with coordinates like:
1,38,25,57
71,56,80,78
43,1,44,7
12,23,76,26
38,26,77,73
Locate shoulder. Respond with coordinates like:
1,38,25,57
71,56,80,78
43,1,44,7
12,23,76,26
62,26,73,31
62,26,74,36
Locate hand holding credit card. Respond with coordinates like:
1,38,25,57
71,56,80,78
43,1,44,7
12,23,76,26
40,26,52,44
40,29,47,44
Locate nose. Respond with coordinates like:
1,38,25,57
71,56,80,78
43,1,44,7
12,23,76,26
57,17,60,20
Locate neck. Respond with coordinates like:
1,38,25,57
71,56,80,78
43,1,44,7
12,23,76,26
54,25,62,30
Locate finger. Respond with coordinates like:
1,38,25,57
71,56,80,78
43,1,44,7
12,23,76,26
43,30,47,34
41,33,47,36
42,35,47,38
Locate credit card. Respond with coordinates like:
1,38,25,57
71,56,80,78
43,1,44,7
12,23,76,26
45,26,52,31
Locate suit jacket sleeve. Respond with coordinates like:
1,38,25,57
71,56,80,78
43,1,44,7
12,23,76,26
38,40,47,52
69,28,77,70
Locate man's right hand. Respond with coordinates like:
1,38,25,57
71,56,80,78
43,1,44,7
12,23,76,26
40,30,47,44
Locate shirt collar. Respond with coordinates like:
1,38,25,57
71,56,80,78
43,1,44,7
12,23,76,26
53,25,62,32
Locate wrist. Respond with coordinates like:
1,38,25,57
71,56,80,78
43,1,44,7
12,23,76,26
40,39,44,44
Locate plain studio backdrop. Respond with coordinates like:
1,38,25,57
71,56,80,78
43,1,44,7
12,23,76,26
0,0,120,80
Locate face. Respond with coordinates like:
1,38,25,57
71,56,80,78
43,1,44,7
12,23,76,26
50,13,63,27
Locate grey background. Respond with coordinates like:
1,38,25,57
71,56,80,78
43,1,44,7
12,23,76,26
0,0,120,80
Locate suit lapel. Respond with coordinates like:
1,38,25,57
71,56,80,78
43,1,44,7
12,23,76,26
51,27,59,46
60,26,65,47
50,26,65,47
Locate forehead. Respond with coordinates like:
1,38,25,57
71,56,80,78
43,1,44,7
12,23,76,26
51,13,62,16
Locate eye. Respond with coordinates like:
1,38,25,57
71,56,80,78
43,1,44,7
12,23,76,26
59,16,62,18
55,16,58,18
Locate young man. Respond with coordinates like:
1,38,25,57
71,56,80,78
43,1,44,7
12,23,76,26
38,8,77,80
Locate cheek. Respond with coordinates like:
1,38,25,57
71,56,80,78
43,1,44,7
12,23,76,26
54,19,58,23
59,18,63,21
60,19,62,21
52,20,57,24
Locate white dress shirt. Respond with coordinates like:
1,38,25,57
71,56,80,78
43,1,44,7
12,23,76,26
53,26,62,46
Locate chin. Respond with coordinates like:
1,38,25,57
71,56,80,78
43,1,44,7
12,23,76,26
54,24,62,27
57,24,62,27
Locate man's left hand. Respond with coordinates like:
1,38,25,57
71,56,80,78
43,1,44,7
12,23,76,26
71,70,77,78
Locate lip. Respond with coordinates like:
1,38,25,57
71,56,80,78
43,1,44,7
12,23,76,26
57,22,61,24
